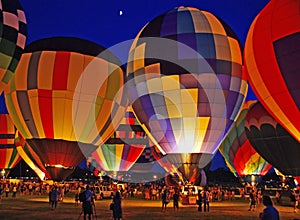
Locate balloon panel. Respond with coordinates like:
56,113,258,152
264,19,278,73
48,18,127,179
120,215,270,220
127,6,247,154
245,102,300,176
244,0,300,142
0,0,27,93
219,101,271,177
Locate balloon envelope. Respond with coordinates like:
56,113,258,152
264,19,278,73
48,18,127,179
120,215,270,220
219,101,272,177
0,0,27,93
244,0,300,142
91,106,147,172
0,114,21,170
4,37,127,181
245,102,300,177
127,6,247,159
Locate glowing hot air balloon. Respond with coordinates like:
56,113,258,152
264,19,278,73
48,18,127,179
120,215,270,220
219,101,272,177
244,0,300,142
0,114,21,176
245,102,300,177
127,6,247,172
0,0,27,93
91,106,147,173
4,37,127,181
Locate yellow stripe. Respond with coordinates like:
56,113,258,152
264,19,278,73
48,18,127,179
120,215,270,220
115,144,123,171
52,90,67,139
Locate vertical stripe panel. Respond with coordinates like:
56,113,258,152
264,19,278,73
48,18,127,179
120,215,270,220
38,90,54,138
52,52,70,90
38,51,55,90
52,90,65,139
27,52,41,89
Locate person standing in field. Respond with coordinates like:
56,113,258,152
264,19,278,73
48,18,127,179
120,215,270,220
259,195,279,220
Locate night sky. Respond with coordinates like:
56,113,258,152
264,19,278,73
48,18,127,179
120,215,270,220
4,0,271,170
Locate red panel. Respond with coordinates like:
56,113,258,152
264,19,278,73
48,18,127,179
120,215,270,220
52,52,70,90
0,149,7,168
0,114,7,134
38,90,54,138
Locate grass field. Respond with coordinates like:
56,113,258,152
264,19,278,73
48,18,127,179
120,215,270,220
0,193,299,220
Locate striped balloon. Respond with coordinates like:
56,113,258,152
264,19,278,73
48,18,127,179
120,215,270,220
4,37,127,180
244,0,300,142
92,106,147,172
0,114,21,169
0,0,27,93
219,101,272,177
127,6,247,159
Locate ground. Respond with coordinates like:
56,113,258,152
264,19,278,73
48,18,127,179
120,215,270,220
0,193,299,220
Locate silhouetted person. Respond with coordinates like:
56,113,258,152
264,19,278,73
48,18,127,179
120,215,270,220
82,185,95,220
197,190,202,212
203,188,210,212
259,195,279,220
50,186,60,210
173,189,179,212
112,191,122,220
248,189,256,211
161,189,169,212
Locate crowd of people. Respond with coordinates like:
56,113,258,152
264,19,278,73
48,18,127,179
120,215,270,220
0,178,299,219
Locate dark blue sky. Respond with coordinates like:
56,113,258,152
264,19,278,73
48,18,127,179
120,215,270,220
7,0,271,170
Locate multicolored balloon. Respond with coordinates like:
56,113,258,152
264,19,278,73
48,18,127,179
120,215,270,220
91,106,147,172
219,101,272,177
244,0,300,142
4,37,127,180
0,0,27,93
245,102,300,177
0,114,21,171
127,6,247,165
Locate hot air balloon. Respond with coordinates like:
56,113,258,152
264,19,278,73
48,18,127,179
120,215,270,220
0,114,21,177
245,102,300,177
244,0,300,142
4,37,127,181
219,101,272,180
91,106,147,174
127,6,247,176
0,0,27,93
